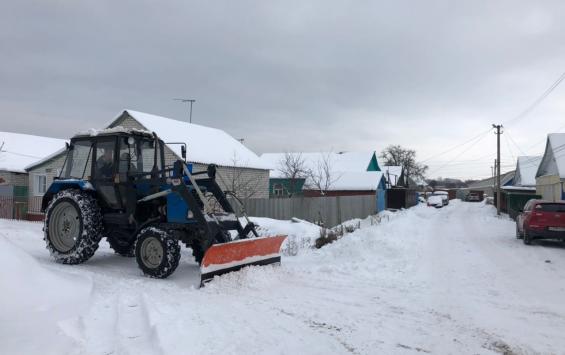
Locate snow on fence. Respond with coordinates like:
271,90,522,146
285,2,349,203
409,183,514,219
231,195,377,228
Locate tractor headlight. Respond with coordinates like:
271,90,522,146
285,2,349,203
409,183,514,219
187,210,194,219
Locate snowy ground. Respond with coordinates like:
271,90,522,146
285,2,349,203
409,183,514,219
2,201,565,354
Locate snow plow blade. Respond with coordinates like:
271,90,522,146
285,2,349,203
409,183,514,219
200,235,287,285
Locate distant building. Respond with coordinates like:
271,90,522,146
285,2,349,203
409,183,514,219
0,131,66,219
261,151,387,211
536,133,565,201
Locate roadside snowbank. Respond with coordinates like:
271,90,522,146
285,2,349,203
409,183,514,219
0,235,92,355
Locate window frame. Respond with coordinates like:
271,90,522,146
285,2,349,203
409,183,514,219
33,174,47,196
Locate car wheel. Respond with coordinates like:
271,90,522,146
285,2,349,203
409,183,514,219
515,224,523,239
523,229,532,245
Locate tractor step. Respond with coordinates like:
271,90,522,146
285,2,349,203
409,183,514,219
200,235,287,285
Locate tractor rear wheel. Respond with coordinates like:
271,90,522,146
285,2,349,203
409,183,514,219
135,227,180,278
44,189,104,264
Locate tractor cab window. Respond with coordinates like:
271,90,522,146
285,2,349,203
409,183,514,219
62,140,93,179
140,139,160,174
119,137,139,179
95,141,116,179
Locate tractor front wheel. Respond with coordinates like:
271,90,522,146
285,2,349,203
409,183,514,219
44,189,104,264
135,227,180,278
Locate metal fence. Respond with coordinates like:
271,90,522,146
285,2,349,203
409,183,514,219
0,196,14,219
231,194,377,227
0,192,377,227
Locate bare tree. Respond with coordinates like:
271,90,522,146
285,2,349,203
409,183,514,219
277,152,308,197
380,145,428,181
216,152,265,200
306,152,341,195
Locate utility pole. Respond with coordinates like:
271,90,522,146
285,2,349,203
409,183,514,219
174,98,196,123
492,124,503,215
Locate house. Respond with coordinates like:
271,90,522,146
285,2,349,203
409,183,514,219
461,170,515,198
381,165,419,209
497,156,543,218
25,109,270,219
536,133,565,201
513,156,542,187
0,131,66,219
260,151,387,211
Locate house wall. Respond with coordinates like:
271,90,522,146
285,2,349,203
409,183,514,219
0,171,28,187
268,178,305,198
536,175,564,202
27,154,67,218
111,114,269,198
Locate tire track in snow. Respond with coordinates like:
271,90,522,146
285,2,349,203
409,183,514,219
62,288,163,355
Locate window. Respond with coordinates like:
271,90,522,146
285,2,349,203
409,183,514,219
62,140,93,179
34,174,47,195
119,138,139,178
94,140,116,179
273,183,284,196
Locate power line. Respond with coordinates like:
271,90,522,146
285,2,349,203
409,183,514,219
427,130,492,176
421,128,493,163
504,71,565,126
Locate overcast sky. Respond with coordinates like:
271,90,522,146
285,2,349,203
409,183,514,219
2,1,565,179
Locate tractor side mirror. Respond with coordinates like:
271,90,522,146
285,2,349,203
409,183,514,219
181,145,186,160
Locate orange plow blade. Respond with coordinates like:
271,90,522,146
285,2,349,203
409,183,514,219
200,235,287,285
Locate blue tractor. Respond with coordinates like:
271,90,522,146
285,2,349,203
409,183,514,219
42,128,286,284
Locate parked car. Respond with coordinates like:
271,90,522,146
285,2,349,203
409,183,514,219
466,193,481,202
516,199,565,245
432,191,449,206
427,195,443,208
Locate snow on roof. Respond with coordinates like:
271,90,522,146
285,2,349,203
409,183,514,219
260,151,386,191
112,110,268,170
74,126,153,138
0,132,67,173
330,171,384,191
537,133,565,179
260,151,376,178
382,166,403,186
514,156,542,186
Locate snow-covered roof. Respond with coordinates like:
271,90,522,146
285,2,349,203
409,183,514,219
382,166,403,186
513,156,542,187
329,171,384,191
0,132,67,173
260,151,387,191
536,133,565,179
110,110,268,170
467,170,515,188
260,151,377,178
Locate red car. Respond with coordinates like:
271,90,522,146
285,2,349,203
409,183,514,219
516,199,565,245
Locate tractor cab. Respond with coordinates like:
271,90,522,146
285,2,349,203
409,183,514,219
57,129,166,211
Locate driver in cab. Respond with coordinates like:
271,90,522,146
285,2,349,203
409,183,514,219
96,149,114,178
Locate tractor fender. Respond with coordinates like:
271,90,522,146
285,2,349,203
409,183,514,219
41,179,96,212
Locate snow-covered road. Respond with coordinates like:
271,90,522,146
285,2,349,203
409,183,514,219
2,201,565,354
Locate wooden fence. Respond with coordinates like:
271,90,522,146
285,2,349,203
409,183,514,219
231,194,377,227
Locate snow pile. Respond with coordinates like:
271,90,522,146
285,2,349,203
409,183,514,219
248,217,323,255
0,235,92,355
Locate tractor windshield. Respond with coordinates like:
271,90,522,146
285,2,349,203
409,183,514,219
118,137,162,177
61,140,93,179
